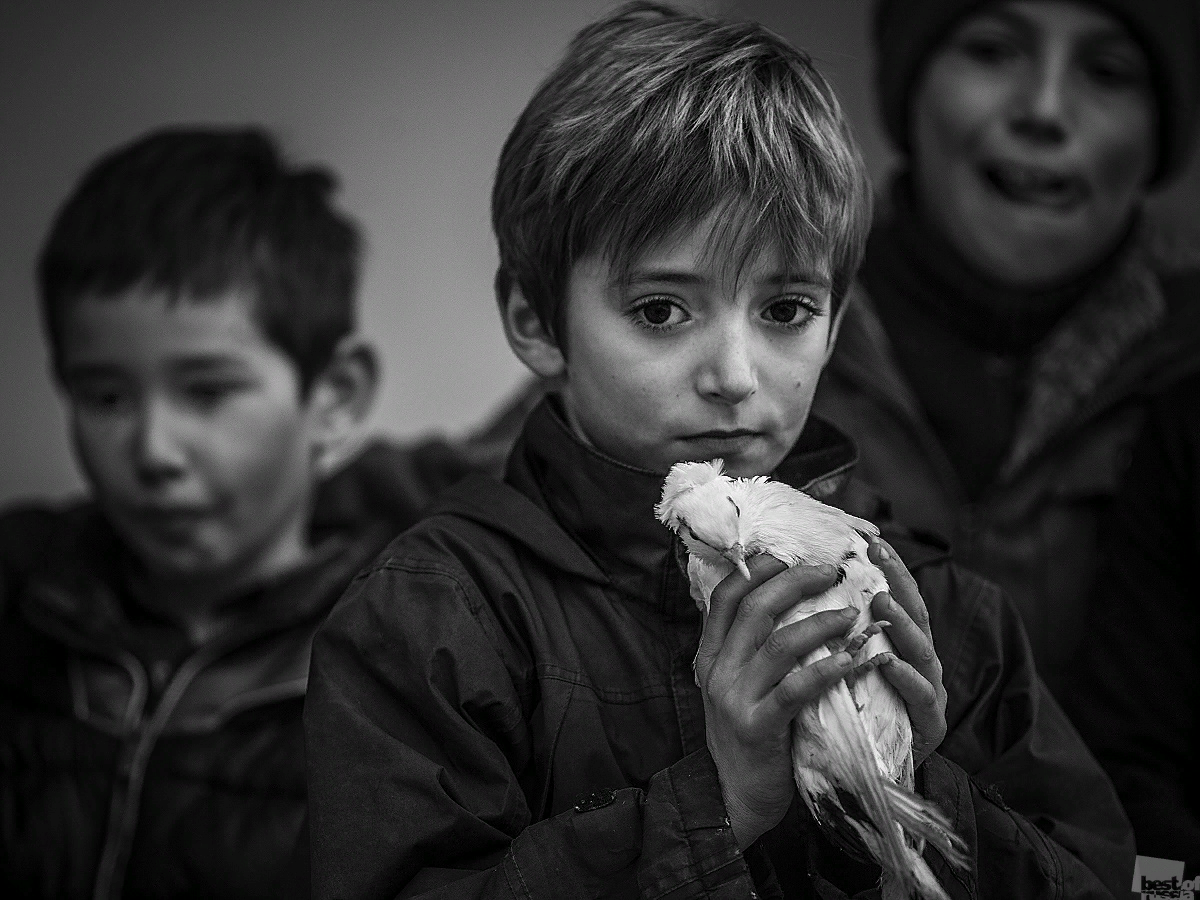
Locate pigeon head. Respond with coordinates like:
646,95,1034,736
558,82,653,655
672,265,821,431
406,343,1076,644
656,459,750,578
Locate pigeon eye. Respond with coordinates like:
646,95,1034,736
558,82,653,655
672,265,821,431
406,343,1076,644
728,498,740,517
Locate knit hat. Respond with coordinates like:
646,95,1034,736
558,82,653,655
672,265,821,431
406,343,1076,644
873,0,1200,185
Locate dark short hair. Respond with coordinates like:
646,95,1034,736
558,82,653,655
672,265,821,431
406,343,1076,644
39,126,362,390
491,1,872,343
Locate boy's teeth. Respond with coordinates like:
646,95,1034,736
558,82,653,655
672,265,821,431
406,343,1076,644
987,163,1080,206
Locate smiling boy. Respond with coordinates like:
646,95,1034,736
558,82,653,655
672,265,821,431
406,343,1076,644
812,0,1200,711
0,127,498,899
305,5,1132,898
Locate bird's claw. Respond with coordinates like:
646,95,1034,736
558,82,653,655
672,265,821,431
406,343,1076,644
845,651,892,691
839,619,892,657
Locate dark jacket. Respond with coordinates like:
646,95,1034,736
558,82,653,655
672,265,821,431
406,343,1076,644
0,435,488,900
812,204,1200,701
304,399,1134,900
1063,372,1200,873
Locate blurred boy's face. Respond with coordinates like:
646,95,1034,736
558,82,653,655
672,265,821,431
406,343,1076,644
58,288,318,589
556,212,835,477
910,0,1154,287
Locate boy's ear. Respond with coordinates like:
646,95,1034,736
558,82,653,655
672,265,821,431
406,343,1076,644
499,287,566,380
305,337,380,479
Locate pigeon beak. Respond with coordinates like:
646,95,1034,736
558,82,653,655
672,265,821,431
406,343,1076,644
723,543,751,580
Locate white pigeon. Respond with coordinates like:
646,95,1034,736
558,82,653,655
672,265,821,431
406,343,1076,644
656,459,966,900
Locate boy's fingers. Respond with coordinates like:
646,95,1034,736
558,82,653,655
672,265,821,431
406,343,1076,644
697,555,785,674
876,653,938,708
745,607,860,691
716,564,842,668
769,650,854,720
875,653,947,760
867,537,932,641
870,590,943,689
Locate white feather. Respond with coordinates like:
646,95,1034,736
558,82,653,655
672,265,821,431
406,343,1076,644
657,459,967,900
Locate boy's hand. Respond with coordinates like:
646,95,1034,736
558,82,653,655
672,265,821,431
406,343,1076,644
694,556,856,851
866,536,948,768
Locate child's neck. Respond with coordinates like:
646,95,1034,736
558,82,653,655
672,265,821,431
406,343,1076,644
129,531,313,645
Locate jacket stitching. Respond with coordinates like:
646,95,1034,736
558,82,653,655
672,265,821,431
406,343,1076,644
504,851,532,900
538,667,673,703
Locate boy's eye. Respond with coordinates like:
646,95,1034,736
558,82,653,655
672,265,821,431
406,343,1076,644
68,380,134,414
762,297,818,328
1082,52,1147,90
955,28,1022,65
181,379,250,409
631,297,688,330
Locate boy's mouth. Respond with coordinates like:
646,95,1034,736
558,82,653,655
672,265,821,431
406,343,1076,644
981,161,1087,210
681,429,764,453
685,428,761,440
128,506,210,536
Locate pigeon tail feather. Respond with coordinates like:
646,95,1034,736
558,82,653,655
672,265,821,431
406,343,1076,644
882,779,969,872
798,679,915,887
797,676,965,900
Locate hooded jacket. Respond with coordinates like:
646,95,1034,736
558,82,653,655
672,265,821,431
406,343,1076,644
1063,372,1200,872
812,202,1200,702
304,398,1134,900
0,435,486,900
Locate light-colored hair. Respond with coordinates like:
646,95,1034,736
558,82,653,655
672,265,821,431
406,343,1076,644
491,1,873,344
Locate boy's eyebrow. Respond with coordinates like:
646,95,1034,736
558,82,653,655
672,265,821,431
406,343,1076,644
168,353,255,375
60,362,127,381
759,270,832,288
623,269,708,287
624,269,832,288
62,354,256,380
969,7,1132,45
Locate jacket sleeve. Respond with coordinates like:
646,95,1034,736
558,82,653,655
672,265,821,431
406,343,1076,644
1062,385,1200,869
922,561,1135,899
303,556,760,900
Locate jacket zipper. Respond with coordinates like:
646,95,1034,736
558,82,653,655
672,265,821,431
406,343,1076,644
89,638,231,900
22,587,261,900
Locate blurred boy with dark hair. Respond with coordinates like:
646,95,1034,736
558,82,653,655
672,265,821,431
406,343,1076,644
304,5,1132,898
0,126,494,899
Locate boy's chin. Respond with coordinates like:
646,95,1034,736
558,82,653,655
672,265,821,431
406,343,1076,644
131,546,226,584
707,457,780,478
670,451,783,479
115,528,228,583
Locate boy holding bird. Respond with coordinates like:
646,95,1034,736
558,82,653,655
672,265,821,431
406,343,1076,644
304,5,1132,897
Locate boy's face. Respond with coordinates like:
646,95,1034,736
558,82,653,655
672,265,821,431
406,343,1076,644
58,287,319,587
910,0,1154,287
556,213,835,477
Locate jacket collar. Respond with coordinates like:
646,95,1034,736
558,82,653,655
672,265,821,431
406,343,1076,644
831,244,1200,483
23,516,383,660
490,396,860,613
868,174,1123,355
19,446,408,658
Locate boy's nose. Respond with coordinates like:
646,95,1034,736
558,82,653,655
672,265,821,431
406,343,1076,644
1010,55,1071,143
697,325,758,405
131,399,189,482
